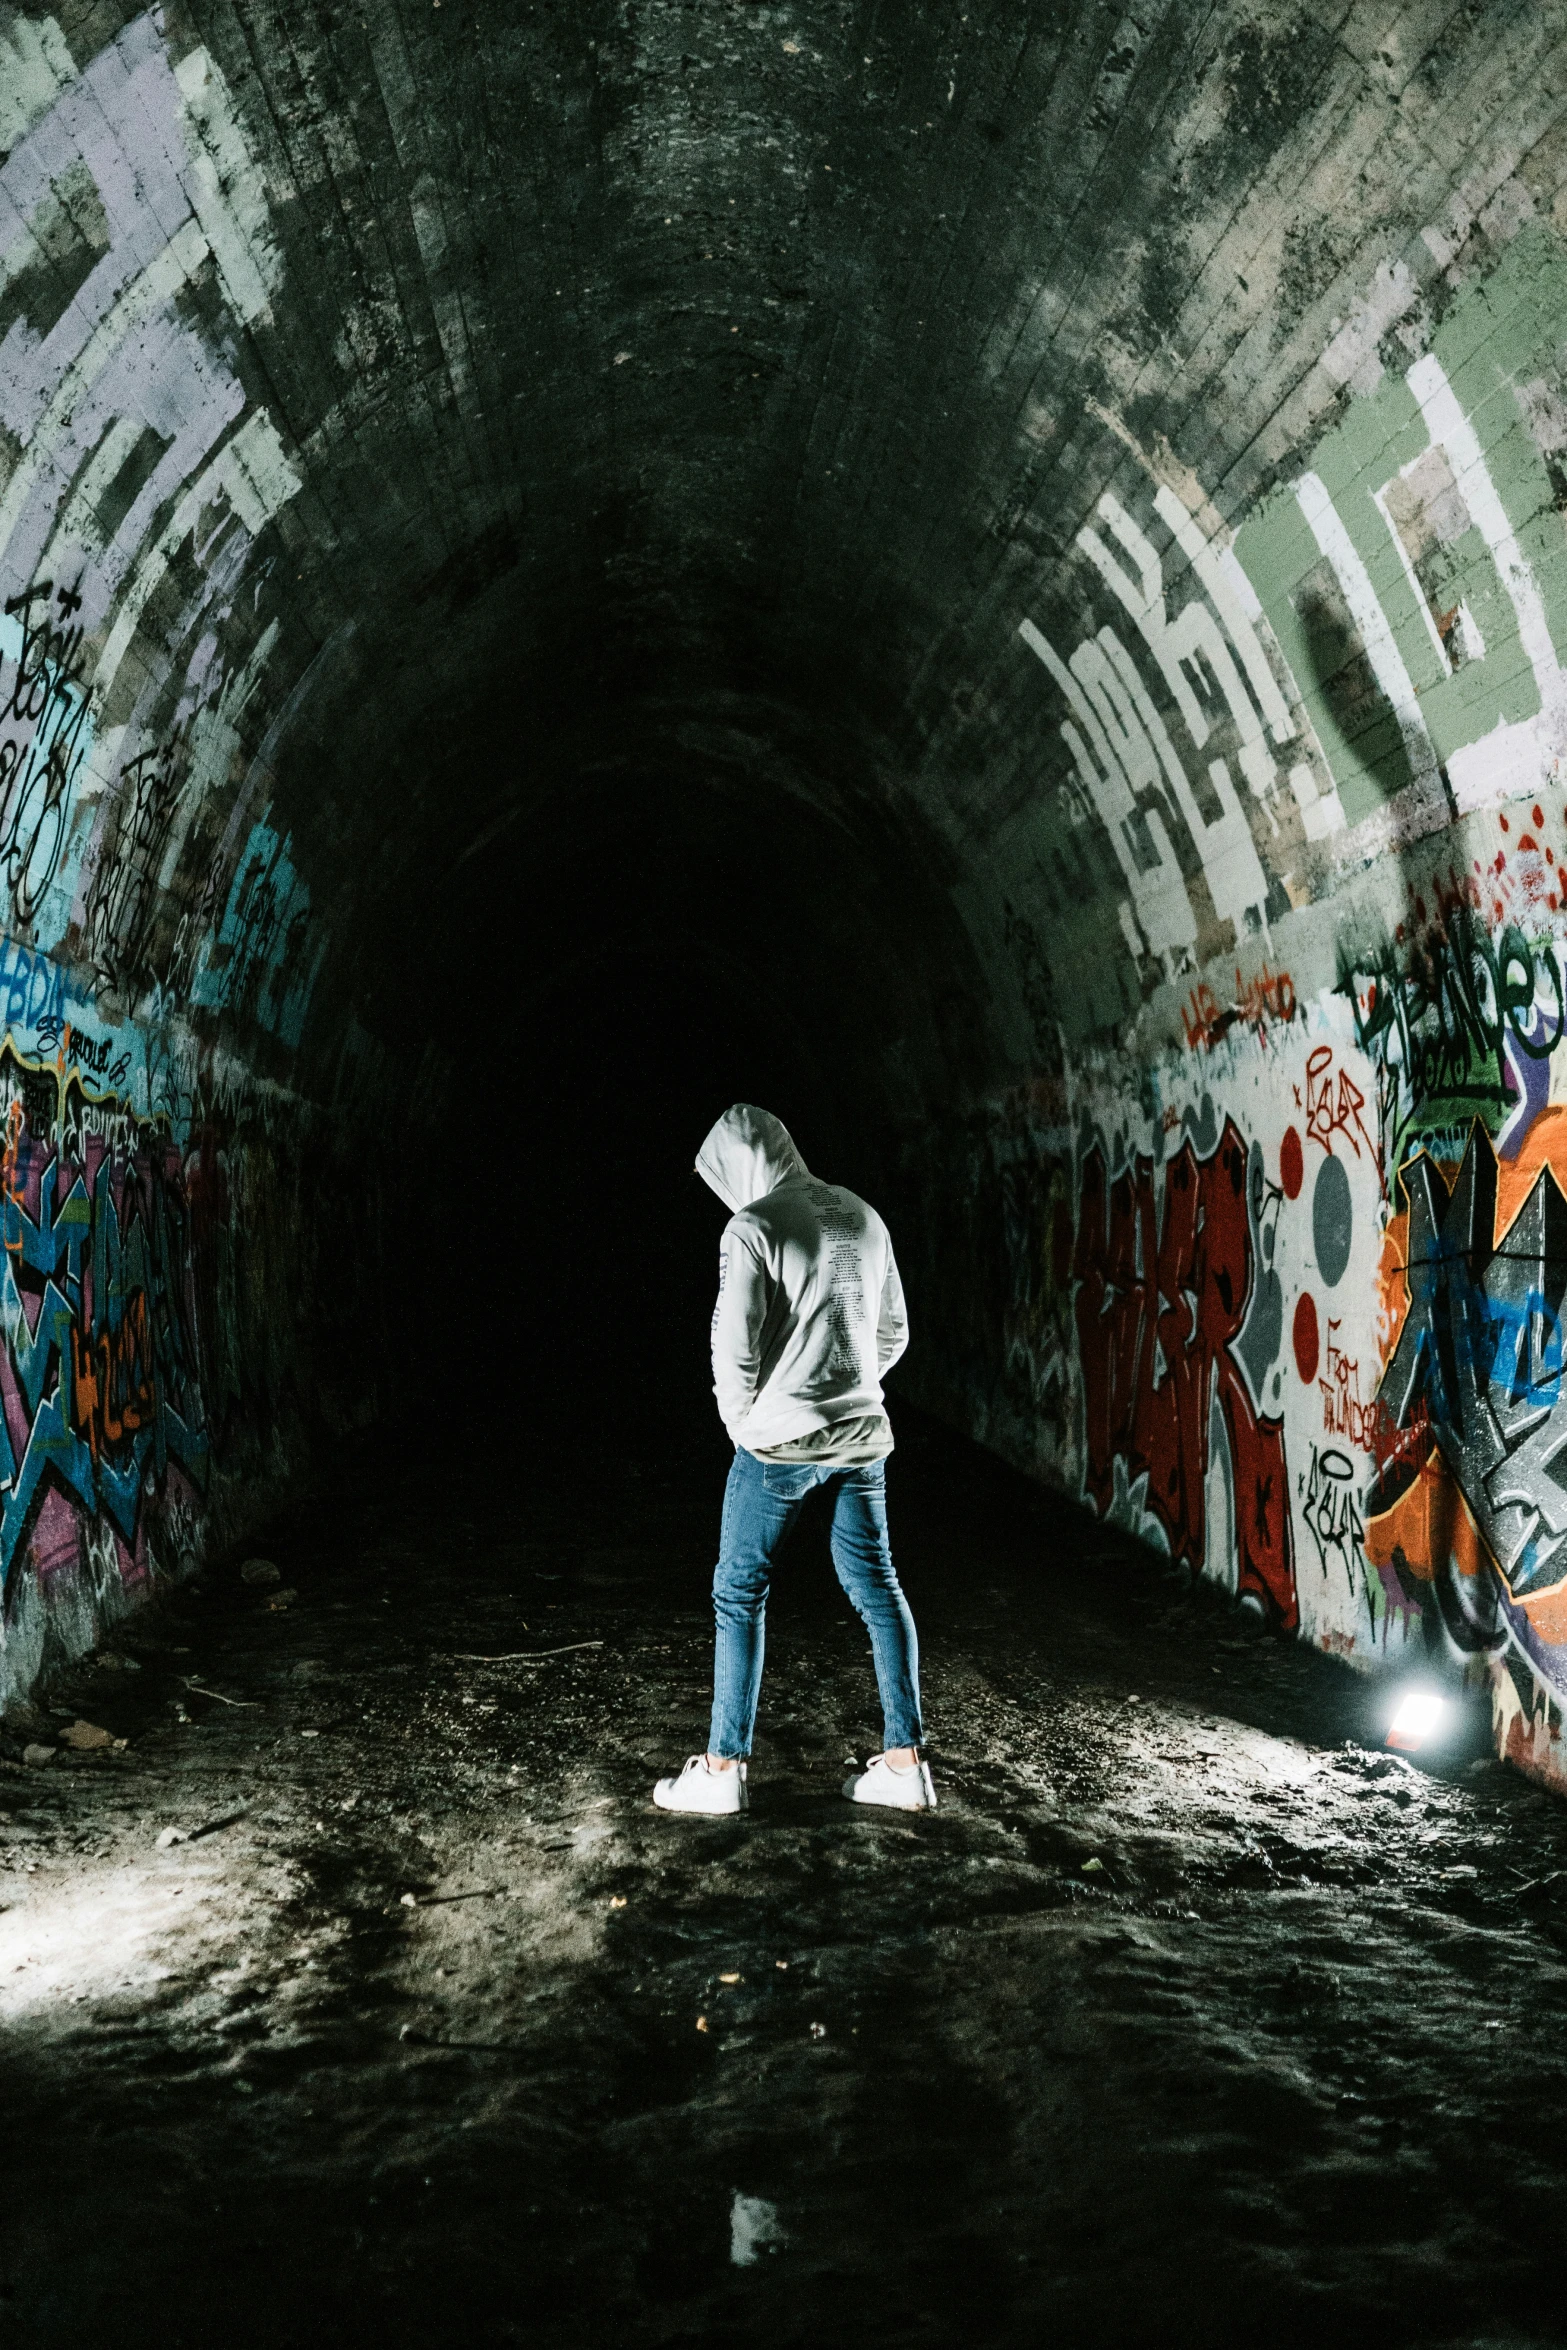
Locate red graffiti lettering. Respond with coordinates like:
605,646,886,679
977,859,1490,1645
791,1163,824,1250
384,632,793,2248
1234,961,1296,1033
1181,982,1224,1053
1182,965,1298,1053
1319,1319,1434,1482
1073,1117,1297,1629
1305,1044,1379,1183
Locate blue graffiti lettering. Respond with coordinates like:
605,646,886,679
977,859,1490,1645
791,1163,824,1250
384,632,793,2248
0,1137,207,1602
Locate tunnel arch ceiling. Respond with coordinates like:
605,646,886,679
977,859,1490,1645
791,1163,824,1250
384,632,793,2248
5,0,1567,1781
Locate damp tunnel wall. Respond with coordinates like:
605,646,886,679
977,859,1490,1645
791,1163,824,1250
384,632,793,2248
5,2,1567,1789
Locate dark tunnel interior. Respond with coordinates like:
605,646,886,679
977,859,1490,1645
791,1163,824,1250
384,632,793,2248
392,652,994,1421
11,2,1567,2343
414,741,974,1421
485,950,819,1431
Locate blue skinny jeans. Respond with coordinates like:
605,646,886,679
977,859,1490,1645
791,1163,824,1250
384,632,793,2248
707,1445,924,1760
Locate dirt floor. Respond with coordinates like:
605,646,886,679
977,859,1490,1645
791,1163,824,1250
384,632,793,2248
2,1404,1566,2350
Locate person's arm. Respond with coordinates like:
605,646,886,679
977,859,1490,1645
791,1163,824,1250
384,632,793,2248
711,1226,774,1439
877,1242,909,1376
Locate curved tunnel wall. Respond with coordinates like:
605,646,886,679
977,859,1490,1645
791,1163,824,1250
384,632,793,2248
2,2,1567,1786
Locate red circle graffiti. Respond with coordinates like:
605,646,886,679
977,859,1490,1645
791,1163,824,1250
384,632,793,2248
1293,1291,1320,1384
1280,1127,1304,1201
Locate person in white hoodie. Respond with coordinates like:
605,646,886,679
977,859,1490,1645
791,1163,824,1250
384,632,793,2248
653,1104,936,1816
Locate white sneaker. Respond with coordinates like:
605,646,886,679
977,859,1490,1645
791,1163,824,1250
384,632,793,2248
653,1756,748,1814
843,1753,936,1810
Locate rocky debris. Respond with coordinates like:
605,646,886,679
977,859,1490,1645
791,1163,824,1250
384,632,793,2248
1332,1744,1417,1780
57,1721,115,1751
729,2191,786,2267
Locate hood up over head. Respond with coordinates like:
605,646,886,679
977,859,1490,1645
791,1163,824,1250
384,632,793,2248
695,1104,809,1211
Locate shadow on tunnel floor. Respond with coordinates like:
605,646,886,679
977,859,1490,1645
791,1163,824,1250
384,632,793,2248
1,1403,1556,2350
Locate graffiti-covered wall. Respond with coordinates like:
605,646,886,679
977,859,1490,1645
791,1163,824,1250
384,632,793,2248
0,14,390,1712
910,195,1567,1795
14,0,1567,1797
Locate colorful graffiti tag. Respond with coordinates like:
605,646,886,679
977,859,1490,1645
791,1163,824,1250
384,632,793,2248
1361,1115,1567,1703
0,947,214,1620
1334,891,1567,1765
952,917,1567,1791
0,1086,208,1606
0,15,357,1710
1072,1116,1296,1628
994,170,1567,1793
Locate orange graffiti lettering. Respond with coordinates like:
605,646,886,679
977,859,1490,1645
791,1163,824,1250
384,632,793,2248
70,1290,154,1463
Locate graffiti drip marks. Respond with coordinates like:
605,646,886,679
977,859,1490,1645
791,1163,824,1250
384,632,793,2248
1379,1126,1567,1602
1073,1117,1296,1627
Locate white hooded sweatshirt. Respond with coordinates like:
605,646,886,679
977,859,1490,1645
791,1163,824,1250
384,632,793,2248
695,1104,909,1457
